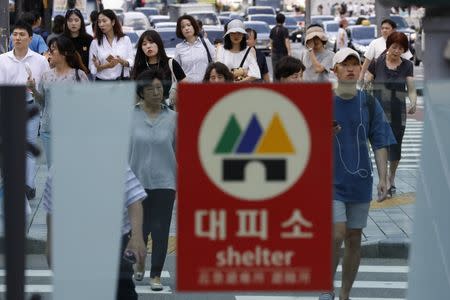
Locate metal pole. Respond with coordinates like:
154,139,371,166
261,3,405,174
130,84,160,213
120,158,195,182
0,86,26,300
305,0,311,28
375,0,391,37
0,0,9,54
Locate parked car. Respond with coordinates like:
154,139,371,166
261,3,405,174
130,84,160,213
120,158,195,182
190,11,221,26
219,15,231,25
203,25,225,44
284,16,299,33
149,15,170,27
156,27,183,58
247,14,276,29
123,11,151,30
311,15,335,27
347,24,377,57
244,21,271,55
153,22,177,29
246,6,276,16
322,20,339,51
290,14,305,27
134,7,159,17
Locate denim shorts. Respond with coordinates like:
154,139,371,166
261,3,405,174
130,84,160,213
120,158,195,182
333,200,370,229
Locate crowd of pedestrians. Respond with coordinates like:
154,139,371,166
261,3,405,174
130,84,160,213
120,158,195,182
0,6,417,300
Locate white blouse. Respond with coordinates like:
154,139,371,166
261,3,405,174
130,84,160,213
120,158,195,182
174,37,216,83
89,35,134,80
216,46,261,79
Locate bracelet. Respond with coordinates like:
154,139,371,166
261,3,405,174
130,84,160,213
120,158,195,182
307,47,313,52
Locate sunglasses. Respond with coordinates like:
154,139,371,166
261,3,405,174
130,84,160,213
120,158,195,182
65,8,82,18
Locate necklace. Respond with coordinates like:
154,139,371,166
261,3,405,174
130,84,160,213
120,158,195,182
146,59,159,70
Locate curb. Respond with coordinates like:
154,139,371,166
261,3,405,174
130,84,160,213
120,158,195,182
361,238,410,259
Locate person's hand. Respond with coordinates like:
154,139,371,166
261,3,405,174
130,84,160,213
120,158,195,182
333,124,342,134
377,178,388,202
306,39,314,50
26,76,36,92
125,235,146,266
92,55,101,69
408,103,417,114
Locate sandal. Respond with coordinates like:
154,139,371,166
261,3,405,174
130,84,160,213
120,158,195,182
390,186,396,194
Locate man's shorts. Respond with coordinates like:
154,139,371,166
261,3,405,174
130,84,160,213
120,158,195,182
333,200,370,229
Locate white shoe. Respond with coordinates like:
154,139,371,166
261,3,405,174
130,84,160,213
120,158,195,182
150,277,163,291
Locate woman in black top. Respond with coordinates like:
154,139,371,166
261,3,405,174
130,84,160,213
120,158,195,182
132,30,186,107
63,8,93,73
367,32,417,197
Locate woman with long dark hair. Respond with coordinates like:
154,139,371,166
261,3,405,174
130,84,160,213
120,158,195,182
130,69,177,291
216,19,260,82
132,30,186,107
28,36,89,167
46,15,65,44
367,32,417,197
89,9,133,81
63,8,93,73
174,15,215,82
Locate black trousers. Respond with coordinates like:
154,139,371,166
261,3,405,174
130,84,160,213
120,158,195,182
116,233,138,300
143,189,176,278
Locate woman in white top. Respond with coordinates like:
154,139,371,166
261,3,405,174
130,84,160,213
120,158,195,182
174,15,215,82
216,19,261,82
89,9,134,81
29,36,89,167
337,19,349,50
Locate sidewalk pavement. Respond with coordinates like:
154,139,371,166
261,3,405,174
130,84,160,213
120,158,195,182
2,152,417,259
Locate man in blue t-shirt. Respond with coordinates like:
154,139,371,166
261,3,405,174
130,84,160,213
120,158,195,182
319,48,396,300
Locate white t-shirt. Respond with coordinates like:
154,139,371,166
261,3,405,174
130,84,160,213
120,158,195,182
216,46,261,79
0,49,50,101
337,28,348,50
89,35,134,80
365,36,413,61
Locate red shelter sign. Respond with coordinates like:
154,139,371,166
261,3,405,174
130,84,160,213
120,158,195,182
177,84,333,292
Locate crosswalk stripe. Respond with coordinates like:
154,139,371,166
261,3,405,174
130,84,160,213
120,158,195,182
334,280,407,289
0,284,173,294
235,297,405,300
0,270,171,278
337,265,409,273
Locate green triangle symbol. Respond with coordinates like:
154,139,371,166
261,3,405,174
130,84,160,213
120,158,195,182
214,115,242,154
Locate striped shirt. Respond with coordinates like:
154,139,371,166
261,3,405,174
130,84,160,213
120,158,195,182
43,167,147,235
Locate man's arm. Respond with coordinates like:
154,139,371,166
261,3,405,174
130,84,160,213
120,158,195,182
359,57,372,82
285,38,291,56
126,200,146,265
374,147,388,201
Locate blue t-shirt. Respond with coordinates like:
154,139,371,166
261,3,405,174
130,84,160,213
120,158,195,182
9,33,48,54
333,90,396,203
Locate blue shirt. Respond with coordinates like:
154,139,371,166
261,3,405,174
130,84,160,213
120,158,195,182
333,90,396,203
9,33,48,54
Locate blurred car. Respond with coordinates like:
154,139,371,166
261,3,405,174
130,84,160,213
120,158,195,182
102,0,129,12
203,25,225,44
123,11,151,30
244,21,271,55
347,24,377,57
284,16,299,33
219,16,231,25
156,27,183,58
247,14,276,29
311,15,335,27
229,13,245,22
149,15,170,27
154,22,177,29
134,7,159,17
246,6,276,16
322,20,339,51
291,14,305,27
123,29,145,48
190,11,221,26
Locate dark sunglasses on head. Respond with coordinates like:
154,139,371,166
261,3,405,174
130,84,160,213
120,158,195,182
65,8,82,18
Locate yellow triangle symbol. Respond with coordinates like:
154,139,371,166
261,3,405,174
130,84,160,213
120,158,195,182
256,113,295,154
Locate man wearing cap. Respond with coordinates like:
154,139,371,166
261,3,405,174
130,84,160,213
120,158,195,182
300,25,334,82
321,48,395,300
